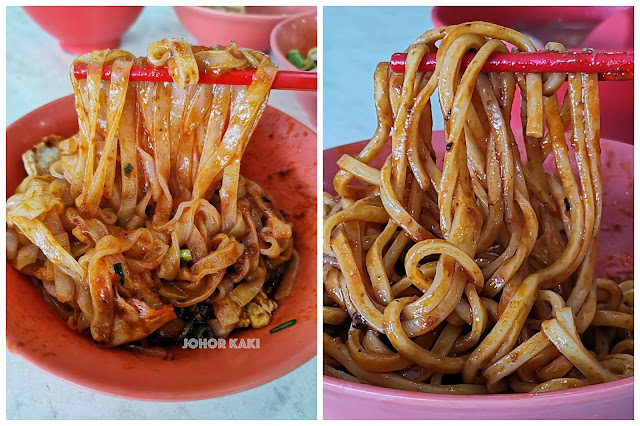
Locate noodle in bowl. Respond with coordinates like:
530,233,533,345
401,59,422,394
322,21,633,419
323,135,633,419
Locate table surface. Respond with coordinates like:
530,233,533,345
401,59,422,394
323,6,439,149
6,6,316,420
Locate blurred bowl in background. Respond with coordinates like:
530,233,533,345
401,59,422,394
581,8,634,144
431,6,630,47
173,6,316,52
22,6,143,55
431,6,634,143
582,7,633,50
271,11,317,127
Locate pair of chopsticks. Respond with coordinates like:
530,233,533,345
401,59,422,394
73,65,318,91
73,51,633,89
390,51,634,81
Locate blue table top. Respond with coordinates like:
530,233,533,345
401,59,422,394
323,6,441,149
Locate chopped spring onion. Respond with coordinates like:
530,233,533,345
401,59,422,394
193,325,215,340
123,163,133,175
113,263,125,284
287,49,306,69
269,319,296,333
180,248,192,262
286,48,317,71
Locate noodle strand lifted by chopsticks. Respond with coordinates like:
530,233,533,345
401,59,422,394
323,22,633,393
7,39,298,350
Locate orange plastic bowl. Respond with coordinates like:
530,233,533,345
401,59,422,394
22,6,143,55
6,95,317,401
323,134,633,419
270,12,317,128
173,6,316,52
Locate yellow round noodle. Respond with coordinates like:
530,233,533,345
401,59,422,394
323,22,633,393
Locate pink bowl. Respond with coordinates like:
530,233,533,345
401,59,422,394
271,12,317,128
7,95,317,400
22,6,143,55
323,132,634,420
431,6,634,144
582,7,634,50
581,8,634,144
431,6,630,47
173,6,316,53
325,376,633,419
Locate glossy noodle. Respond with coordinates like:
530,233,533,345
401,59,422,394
7,39,299,354
323,22,633,393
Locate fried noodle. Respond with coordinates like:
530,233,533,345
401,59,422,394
7,39,299,350
323,22,633,394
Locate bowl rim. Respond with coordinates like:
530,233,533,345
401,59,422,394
6,94,317,401
324,375,634,403
322,138,634,404
272,9,318,31
174,5,314,21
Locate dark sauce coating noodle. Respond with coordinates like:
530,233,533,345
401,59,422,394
323,22,633,394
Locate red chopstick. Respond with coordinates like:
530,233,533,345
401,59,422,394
390,51,634,81
73,65,317,91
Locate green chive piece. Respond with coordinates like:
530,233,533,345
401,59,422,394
180,248,192,262
286,49,306,70
113,263,125,284
193,325,215,340
124,163,133,175
269,319,296,333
